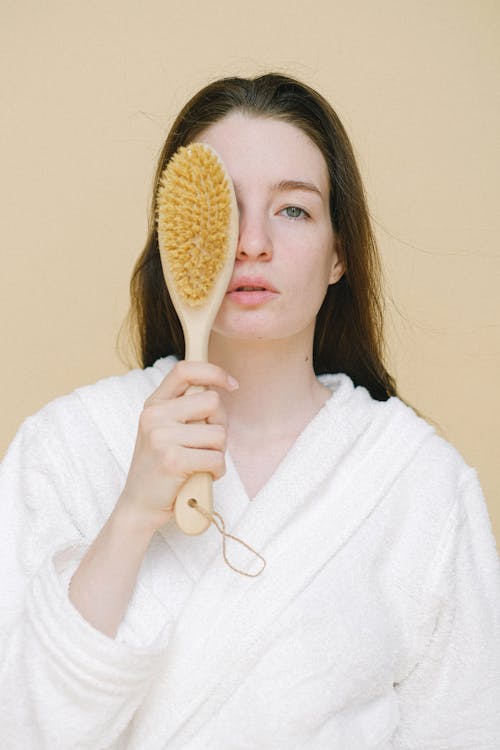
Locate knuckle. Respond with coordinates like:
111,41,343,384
211,407,228,427
213,425,227,450
212,452,226,479
147,427,165,452
175,360,189,379
160,444,180,473
204,389,220,411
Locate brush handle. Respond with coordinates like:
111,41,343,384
174,472,213,535
173,383,214,535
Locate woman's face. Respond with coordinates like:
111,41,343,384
196,112,344,345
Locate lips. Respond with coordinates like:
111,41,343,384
226,275,279,307
236,285,266,291
227,276,278,293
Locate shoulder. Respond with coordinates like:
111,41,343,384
364,390,485,546
327,377,497,574
386,393,476,488
30,356,176,427
321,372,478,494
1,357,179,539
6,356,178,472
72,355,176,428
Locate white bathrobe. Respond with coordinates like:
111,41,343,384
1,356,499,749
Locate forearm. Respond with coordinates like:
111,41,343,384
1,546,168,750
67,360,234,640
69,501,158,638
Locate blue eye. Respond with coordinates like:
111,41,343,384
281,206,308,219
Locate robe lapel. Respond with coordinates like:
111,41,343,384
129,383,435,749
155,373,354,580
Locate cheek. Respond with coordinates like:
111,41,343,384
278,218,334,266
285,240,334,299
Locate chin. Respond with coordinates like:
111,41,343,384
212,327,275,343
212,305,318,345
212,320,315,346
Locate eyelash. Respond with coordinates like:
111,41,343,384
279,205,310,220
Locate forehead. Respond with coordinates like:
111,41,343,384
195,113,330,193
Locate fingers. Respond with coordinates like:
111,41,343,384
147,360,239,404
146,422,226,453
157,444,227,482
121,360,234,525
140,389,227,432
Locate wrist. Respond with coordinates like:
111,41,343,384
114,492,172,538
69,500,163,638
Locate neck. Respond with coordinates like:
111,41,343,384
208,330,331,440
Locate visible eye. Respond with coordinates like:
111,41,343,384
280,205,309,220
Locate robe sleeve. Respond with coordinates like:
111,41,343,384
393,469,500,749
0,409,172,750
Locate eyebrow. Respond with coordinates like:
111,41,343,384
271,179,323,197
232,179,323,198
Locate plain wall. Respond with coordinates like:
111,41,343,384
2,0,499,545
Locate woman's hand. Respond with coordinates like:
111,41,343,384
70,361,238,637
116,360,238,533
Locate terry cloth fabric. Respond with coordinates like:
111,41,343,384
1,356,499,749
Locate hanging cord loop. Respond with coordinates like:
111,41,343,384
187,498,266,577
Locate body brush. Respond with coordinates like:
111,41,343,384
156,142,239,535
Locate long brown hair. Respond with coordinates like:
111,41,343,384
126,73,396,401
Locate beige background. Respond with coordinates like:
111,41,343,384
2,1,499,546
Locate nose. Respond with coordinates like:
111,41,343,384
236,208,273,262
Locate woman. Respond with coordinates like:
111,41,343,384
1,74,499,749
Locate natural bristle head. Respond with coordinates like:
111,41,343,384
157,143,232,306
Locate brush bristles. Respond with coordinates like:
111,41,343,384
157,143,232,306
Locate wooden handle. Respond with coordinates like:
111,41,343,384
174,471,213,535
173,383,213,534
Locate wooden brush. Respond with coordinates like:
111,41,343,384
156,142,238,535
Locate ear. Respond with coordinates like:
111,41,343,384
328,239,345,285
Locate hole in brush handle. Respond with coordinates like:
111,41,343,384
174,471,213,535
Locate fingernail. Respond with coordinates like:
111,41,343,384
227,375,239,390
